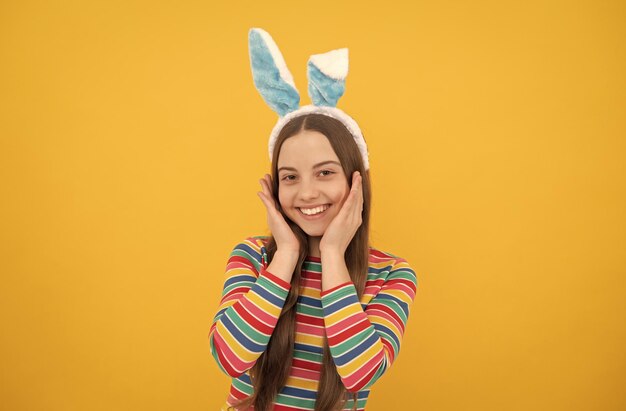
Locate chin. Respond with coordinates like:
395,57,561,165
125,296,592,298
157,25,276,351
303,229,324,237
298,224,326,238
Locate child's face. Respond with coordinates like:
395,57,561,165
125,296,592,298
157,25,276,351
277,130,350,238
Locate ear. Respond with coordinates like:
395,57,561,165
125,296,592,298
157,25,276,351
307,48,349,107
248,28,301,117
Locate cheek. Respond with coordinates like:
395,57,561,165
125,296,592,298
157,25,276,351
334,184,351,205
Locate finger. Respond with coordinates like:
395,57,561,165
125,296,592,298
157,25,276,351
257,191,273,211
338,175,359,219
351,171,361,191
335,172,361,220
351,173,364,220
259,178,277,210
268,178,280,209
348,171,361,201
344,172,359,200
264,174,274,196
356,172,363,204
260,177,274,203
259,179,268,202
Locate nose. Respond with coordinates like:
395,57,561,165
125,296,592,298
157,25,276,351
298,178,320,201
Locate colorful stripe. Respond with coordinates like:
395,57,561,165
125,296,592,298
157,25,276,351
209,237,417,410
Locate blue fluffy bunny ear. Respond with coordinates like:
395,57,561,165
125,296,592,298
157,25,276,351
307,48,348,107
248,28,300,117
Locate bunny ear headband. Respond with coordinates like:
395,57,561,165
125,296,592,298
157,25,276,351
248,27,369,170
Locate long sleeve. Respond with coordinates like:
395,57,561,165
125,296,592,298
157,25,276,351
320,257,417,392
209,238,291,377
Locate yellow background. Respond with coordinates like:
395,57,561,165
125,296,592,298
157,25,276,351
1,0,624,410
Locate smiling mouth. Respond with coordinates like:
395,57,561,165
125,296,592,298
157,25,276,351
298,204,330,216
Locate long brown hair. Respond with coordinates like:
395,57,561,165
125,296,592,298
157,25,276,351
235,113,371,411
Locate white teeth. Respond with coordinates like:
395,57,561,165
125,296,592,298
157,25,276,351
299,205,329,215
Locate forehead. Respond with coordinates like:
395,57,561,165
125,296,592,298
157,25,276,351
277,130,340,168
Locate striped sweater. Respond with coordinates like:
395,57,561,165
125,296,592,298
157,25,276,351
209,237,417,410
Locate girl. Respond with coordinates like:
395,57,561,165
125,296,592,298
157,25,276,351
209,28,417,411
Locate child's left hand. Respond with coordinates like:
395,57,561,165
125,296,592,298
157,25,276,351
319,171,364,256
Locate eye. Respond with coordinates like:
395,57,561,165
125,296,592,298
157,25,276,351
319,170,335,177
281,174,296,181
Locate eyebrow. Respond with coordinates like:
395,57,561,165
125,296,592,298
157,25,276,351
278,160,341,172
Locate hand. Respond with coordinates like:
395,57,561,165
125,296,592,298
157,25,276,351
319,171,364,256
257,174,300,254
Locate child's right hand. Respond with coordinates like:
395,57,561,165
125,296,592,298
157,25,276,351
257,174,300,255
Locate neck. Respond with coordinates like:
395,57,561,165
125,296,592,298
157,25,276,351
308,236,321,257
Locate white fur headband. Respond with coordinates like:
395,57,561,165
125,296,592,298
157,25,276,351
248,28,370,170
